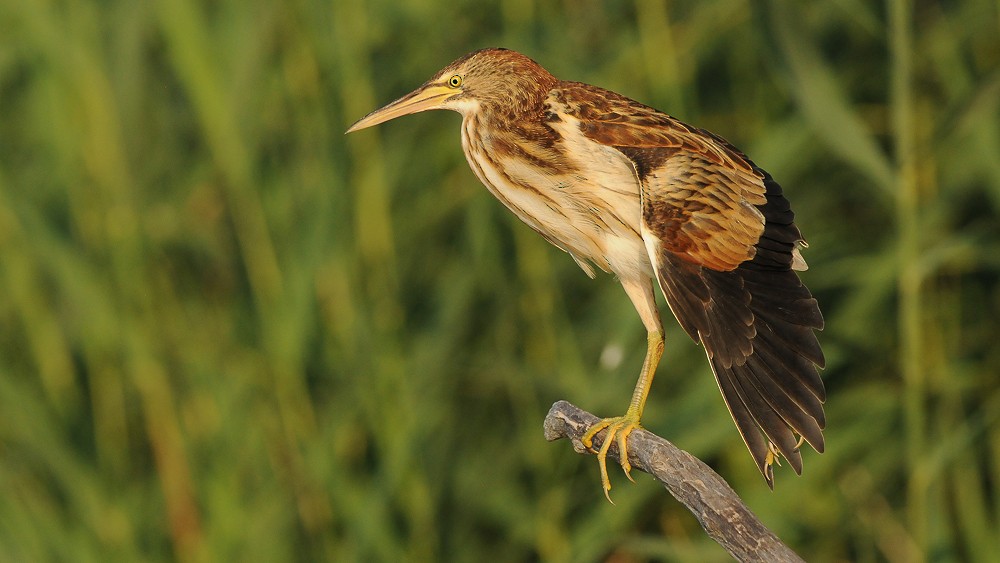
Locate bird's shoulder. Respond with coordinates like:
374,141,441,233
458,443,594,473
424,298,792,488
546,81,754,176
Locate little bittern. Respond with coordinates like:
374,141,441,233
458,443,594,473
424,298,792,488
348,49,825,498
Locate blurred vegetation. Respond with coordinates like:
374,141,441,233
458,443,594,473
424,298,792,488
0,0,998,561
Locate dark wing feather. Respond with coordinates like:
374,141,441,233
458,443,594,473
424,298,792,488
652,173,826,487
557,83,826,486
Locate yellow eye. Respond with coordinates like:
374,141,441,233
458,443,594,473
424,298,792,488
448,75,462,88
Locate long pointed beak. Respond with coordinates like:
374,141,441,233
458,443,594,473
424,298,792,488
346,84,455,133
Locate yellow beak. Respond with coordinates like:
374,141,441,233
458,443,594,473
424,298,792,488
346,84,456,133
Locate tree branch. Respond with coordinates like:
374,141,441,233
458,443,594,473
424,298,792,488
543,400,804,563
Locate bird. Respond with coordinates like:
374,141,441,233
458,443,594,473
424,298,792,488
347,48,826,499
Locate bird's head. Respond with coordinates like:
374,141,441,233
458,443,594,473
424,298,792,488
347,48,556,133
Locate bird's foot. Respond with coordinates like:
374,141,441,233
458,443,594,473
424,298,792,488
580,411,642,503
763,437,806,484
763,440,784,484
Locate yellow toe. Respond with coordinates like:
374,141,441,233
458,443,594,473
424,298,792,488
582,413,642,502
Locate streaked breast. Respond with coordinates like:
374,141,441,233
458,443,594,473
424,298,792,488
460,112,652,280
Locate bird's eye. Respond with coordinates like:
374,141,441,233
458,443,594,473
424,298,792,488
448,75,463,88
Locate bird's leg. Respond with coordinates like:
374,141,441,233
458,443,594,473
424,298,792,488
581,277,663,501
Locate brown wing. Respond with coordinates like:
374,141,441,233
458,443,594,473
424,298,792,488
651,169,827,486
554,83,767,271
560,84,827,486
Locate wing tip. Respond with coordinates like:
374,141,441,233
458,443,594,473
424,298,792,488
791,246,809,271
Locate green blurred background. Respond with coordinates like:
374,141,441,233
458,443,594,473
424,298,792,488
1,0,998,561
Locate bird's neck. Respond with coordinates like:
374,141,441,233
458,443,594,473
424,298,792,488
477,75,557,121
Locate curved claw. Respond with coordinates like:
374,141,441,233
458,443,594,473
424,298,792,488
596,425,617,503
617,428,636,482
764,440,784,486
581,414,642,502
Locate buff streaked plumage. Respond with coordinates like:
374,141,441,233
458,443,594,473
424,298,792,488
348,48,825,493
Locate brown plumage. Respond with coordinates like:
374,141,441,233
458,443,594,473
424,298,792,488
347,48,825,496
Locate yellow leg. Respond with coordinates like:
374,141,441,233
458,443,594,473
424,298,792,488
581,329,664,502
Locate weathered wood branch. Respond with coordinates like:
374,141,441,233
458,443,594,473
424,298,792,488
543,400,804,563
